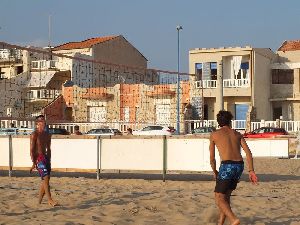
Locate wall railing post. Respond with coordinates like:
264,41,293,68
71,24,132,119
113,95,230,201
163,135,167,182
8,135,13,177
96,136,101,180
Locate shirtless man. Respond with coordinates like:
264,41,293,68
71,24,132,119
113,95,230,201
210,110,258,225
30,115,57,206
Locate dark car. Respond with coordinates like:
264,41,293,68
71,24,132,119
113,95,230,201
48,128,70,135
243,127,288,138
191,126,216,134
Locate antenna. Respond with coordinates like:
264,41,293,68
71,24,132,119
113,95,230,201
48,14,52,59
48,14,51,48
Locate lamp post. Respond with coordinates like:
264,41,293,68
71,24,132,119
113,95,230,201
176,25,183,135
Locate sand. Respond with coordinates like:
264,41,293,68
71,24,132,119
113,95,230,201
0,158,299,225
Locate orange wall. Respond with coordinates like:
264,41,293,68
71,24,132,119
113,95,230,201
120,84,140,122
43,95,66,122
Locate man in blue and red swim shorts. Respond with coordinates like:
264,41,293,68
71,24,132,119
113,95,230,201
30,115,57,207
210,111,258,225
36,154,51,179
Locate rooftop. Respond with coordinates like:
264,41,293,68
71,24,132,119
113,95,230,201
189,46,252,53
278,40,300,51
53,35,118,51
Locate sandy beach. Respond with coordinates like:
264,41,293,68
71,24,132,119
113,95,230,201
0,158,299,225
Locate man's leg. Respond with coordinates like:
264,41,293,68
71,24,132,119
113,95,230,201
215,192,240,225
39,175,51,204
38,182,45,204
43,175,57,206
216,190,233,225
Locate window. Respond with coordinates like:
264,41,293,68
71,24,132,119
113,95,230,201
272,69,293,84
236,62,249,79
197,62,217,80
195,63,202,80
17,66,23,75
273,107,282,120
210,62,217,80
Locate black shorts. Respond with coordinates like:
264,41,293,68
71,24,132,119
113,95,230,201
214,160,244,194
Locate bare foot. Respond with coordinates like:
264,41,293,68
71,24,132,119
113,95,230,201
48,200,59,207
232,219,240,225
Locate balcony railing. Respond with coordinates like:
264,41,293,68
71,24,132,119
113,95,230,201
31,60,58,70
26,89,61,101
195,78,250,89
195,80,217,88
0,49,22,62
223,78,250,88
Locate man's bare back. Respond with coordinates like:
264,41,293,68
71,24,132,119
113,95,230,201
210,126,243,161
209,111,258,225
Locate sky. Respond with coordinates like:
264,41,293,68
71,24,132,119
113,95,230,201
1,0,300,73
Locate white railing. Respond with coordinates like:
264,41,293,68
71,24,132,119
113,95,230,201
0,49,22,60
223,78,250,88
195,80,217,88
49,122,160,134
232,120,246,129
26,89,61,101
281,121,300,132
186,120,300,134
31,60,58,69
2,119,300,134
0,118,35,129
195,79,250,89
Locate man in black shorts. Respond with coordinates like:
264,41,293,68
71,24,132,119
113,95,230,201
210,111,258,225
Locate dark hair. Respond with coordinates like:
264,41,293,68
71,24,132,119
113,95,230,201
217,110,233,127
74,125,80,130
35,115,45,121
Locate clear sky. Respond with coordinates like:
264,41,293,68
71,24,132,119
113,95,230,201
1,0,300,72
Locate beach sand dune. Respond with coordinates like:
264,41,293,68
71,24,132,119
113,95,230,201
0,158,299,225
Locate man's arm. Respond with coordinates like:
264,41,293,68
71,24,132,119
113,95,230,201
241,136,258,184
46,134,51,160
209,133,218,178
30,132,37,172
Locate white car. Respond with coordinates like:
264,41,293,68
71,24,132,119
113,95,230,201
133,125,176,135
86,128,123,136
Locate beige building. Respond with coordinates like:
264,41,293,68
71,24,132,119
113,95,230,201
38,35,160,123
271,40,300,120
52,35,147,69
189,46,276,121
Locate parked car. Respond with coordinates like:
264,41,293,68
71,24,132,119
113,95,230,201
48,127,70,135
17,127,34,135
191,126,216,134
0,127,34,135
133,125,176,135
86,128,123,136
0,128,18,135
243,127,288,138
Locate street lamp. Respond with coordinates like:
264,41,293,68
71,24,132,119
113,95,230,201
176,25,183,135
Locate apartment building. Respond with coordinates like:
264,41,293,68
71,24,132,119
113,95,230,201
189,46,276,121
39,35,160,122
270,40,300,120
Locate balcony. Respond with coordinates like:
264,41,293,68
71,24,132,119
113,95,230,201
195,79,250,89
26,89,61,102
223,78,250,88
31,60,59,70
0,49,22,63
195,80,217,88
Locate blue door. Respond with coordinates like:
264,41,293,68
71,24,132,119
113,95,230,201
235,104,248,120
